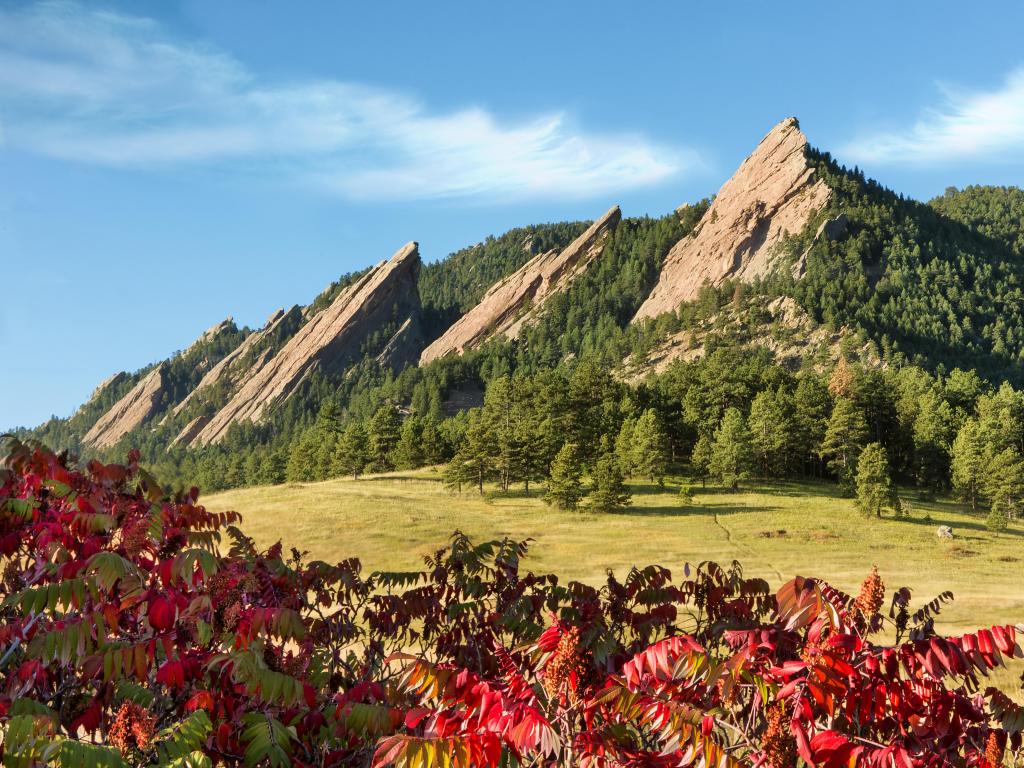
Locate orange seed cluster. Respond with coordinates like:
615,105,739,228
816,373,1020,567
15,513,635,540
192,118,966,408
763,703,796,768
542,626,586,707
854,566,885,618
108,700,156,754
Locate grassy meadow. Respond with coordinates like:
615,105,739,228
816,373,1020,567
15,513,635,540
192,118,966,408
205,469,1024,638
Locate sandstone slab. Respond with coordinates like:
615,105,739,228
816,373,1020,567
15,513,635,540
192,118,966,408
634,118,830,321
420,205,621,364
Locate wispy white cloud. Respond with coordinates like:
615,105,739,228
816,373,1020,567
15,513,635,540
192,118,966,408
842,67,1024,166
0,2,694,201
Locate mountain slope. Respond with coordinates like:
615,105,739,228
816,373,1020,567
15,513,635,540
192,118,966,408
190,242,422,445
634,117,829,320
420,205,621,364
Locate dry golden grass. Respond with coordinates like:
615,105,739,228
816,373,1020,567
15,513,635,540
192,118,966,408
205,469,1024,640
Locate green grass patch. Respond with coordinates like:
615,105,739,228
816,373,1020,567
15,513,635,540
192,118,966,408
206,470,1024,637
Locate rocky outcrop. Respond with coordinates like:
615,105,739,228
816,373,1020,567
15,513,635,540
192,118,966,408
170,306,300,422
191,242,422,445
170,414,211,448
83,365,168,449
634,118,830,321
375,316,424,370
420,205,621,364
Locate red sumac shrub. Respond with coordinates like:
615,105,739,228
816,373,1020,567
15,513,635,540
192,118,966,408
1,439,1022,767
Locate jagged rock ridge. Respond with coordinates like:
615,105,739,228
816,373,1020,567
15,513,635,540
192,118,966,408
170,306,300,421
191,242,422,445
83,365,168,449
420,205,621,364
633,117,830,321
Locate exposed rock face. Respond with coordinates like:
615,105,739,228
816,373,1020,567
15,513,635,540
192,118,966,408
170,414,210,448
375,316,424,370
170,306,300,421
83,365,168,449
420,205,621,364
634,118,830,321
192,242,421,445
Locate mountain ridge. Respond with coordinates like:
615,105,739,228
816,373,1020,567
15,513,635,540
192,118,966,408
19,117,1024,491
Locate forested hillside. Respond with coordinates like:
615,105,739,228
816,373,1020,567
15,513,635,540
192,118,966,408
13,119,1024,508
792,158,1024,379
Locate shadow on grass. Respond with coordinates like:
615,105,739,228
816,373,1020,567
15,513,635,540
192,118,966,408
606,501,783,519
358,474,441,484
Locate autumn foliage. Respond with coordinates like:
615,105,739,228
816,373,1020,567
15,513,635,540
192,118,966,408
2,438,1024,767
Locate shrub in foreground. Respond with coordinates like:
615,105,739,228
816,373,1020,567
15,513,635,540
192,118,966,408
1,439,1023,767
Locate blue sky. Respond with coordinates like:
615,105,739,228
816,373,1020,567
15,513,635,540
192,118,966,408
3,0,1024,430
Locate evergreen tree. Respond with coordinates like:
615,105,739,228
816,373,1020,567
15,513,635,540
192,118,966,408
393,417,425,470
286,434,317,482
420,418,448,466
855,442,897,518
912,391,954,495
483,377,527,492
312,402,344,479
335,422,370,480
631,409,669,485
515,416,547,494
457,412,495,495
748,387,795,477
615,418,638,477
368,404,401,472
986,504,1009,535
951,419,986,511
442,445,472,494
587,447,631,513
792,375,831,477
983,448,1024,520
690,433,714,488
266,448,287,484
820,397,869,491
545,442,584,510
710,408,755,490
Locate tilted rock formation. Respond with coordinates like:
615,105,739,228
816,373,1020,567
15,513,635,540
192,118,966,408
192,242,422,445
170,414,210,448
633,117,830,321
83,364,168,449
375,316,424,370
170,306,300,422
420,205,621,364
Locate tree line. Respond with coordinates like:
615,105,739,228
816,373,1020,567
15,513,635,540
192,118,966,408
194,347,1023,532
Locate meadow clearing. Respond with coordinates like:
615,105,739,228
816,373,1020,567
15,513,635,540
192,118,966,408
206,469,1024,638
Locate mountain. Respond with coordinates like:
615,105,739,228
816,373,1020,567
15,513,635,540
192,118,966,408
635,117,829,320
18,116,1024,493
185,242,421,446
420,205,621,364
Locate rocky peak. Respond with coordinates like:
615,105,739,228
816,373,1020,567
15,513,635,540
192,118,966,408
420,205,621,364
190,242,422,445
169,305,301,426
633,117,830,321
83,364,168,449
